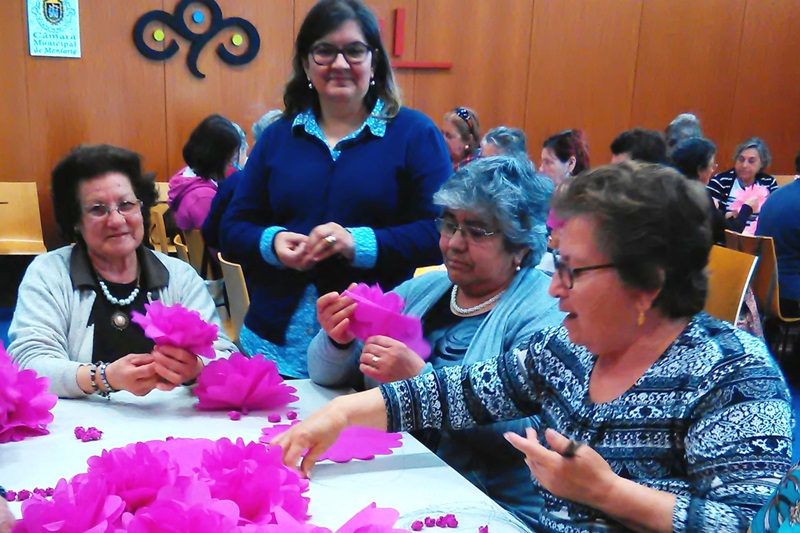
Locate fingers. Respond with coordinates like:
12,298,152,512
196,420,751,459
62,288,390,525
544,428,581,458
504,427,539,455
153,347,199,385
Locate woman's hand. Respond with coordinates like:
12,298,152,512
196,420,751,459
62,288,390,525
317,287,357,345
274,231,313,270
104,353,160,396
152,345,203,388
0,498,15,533
307,223,355,262
505,428,617,508
360,336,426,383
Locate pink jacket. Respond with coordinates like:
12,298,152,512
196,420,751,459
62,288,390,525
167,167,218,231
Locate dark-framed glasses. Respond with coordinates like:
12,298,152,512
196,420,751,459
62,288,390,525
310,42,372,66
435,217,496,244
83,199,143,220
553,252,616,289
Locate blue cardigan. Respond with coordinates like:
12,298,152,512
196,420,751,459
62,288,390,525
219,107,452,344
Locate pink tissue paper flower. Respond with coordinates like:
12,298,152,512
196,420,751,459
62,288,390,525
343,284,430,360
14,476,124,533
334,502,409,533
0,343,57,443
194,353,298,412
729,184,770,235
260,422,403,463
131,301,218,359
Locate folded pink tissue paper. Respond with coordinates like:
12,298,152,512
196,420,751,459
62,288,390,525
343,283,430,360
0,343,57,443
132,301,219,359
194,353,298,412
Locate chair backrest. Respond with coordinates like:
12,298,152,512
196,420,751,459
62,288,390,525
154,181,170,203
705,244,758,323
724,229,782,319
218,252,249,344
184,229,207,277
0,182,47,255
773,175,797,188
149,203,174,255
173,233,190,264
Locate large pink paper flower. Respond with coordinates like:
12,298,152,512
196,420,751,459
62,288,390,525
343,284,430,360
131,301,219,359
335,503,409,533
86,441,177,512
194,353,299,411
730,184,770,235
14,476,124,533
198,438,310,525
260,422,403,463
0,344,57,443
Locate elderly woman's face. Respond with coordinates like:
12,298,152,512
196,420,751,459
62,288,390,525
439,209,521,297
548,215,646,357
78,172,143,263
540,148,571,185
734,148,762,183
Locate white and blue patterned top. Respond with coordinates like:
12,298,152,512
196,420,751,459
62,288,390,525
380,313,793,532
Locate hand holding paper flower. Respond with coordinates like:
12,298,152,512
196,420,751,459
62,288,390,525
132,302,218,359
730,183,770,216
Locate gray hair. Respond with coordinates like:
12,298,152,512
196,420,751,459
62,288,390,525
665,113,702,150
482,127,528,160
251,109,283,142
734,137,772,170
231,121,248,158
433,156,552,267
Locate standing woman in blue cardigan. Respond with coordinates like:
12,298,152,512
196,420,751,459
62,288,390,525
220,0,451,378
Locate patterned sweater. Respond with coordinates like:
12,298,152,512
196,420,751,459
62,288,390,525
380,313,793,532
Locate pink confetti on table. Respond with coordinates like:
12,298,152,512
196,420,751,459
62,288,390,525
267,413,281,423
286,410,298,420
227,410,241,421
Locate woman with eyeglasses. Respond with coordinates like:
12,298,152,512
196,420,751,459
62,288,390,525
442,107,482,170
8,145,236,398
308,156,563,526
274,162,792,533
219,0,451,379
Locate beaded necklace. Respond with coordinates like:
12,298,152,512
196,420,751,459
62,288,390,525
449,285,505,316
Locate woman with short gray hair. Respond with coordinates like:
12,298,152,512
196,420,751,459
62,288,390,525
480,126,528,160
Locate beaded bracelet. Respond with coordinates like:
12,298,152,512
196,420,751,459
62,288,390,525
89,364,100,394
97,362,119,398
0,485,6,500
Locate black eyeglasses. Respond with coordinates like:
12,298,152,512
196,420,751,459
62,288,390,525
435,218,496,244
553,252,616,289
82,199,143,220
310,42,372,66
453,107,476,137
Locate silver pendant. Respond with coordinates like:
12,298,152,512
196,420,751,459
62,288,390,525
111,310,130,330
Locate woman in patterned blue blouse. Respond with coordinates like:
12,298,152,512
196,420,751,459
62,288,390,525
273,162,793,533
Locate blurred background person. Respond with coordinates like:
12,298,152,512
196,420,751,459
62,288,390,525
219,0,451,379
609,127,667,164
664,112,702,157
539,129,591,186
479,126,527,160
442,106,481,170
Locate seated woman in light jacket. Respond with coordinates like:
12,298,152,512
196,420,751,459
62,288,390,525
308,156,564,527
8,145,236,398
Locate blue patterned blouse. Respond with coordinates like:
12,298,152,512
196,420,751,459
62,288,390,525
380,313,793,532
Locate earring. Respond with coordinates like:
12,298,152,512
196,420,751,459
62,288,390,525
308,80,313,90
637,311,645,327
370,77,375,86
516,265,521,272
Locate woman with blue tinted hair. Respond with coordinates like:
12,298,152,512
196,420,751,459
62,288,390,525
309,156,564,525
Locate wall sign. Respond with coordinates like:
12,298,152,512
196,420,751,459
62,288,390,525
27,0,82,58
133,0,260,79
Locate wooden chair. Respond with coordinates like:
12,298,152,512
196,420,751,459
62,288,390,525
154,181,170,203
725,230,800,355
414,264,447,277
148,203,175,255
773,175,797,188
173,233,190,264
184,229,208,278
705,245,758,324
218,252,249,344
0,182,47,255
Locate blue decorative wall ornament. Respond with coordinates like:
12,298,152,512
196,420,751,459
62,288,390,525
133,0,260,79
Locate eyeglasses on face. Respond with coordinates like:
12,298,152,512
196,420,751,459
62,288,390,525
435,217,496,244
83,199,143,220
310,42,372,66
553,252,616,289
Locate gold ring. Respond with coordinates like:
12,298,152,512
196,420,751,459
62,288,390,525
324,235,337,246
372,355,379,363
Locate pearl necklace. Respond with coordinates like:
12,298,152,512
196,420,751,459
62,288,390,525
450,285,505,316
98,279,140,306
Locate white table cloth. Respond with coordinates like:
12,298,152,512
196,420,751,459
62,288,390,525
1,380,528,531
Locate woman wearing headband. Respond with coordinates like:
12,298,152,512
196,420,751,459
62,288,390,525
442,107,482,170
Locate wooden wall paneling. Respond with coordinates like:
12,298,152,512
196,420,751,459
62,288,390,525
723,0,800,174
630,0,745,155
413,0,534,138
0,2,34,187
163,0,294,176
524,0,643,167
25,1,168,247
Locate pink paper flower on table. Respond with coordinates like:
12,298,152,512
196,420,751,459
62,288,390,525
14,476,124,533
131,301,219,359
194,353,299,412
0,343,57,443
239,507,331,533
334,502,409,533
343,283,430,360
260,422,403,463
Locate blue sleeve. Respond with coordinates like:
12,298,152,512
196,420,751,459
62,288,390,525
202,172,240,251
